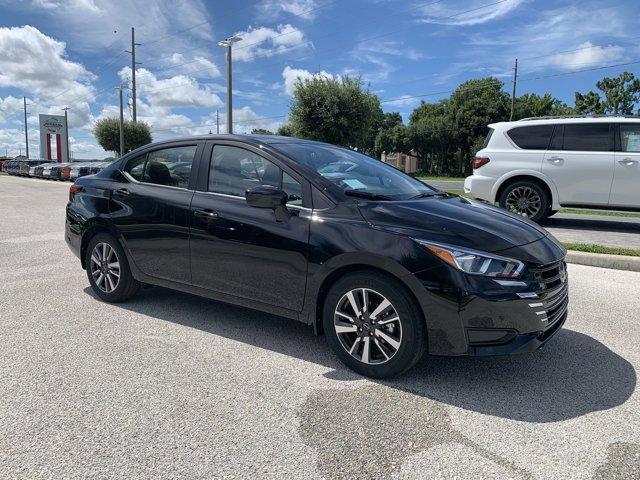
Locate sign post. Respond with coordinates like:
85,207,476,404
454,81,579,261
39,114,69,162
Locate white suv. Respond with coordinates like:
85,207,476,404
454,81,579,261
464,116,640,222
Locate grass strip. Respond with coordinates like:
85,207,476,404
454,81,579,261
563,243,640,257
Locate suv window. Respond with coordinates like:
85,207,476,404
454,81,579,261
556,124,612,152
124,155,146,181
209,145,303,205
507,125,554,150
142,145,197,188
620,124,640,152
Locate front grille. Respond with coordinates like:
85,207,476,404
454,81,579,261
526,261,569,328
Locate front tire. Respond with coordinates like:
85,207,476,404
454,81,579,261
85,233,140,302
323,272,427,378
499,180,550,223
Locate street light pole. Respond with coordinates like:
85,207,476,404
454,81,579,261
217,35,242,134
117,86,125,157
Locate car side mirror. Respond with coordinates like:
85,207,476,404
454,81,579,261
246,185,291,221
246,185,288,209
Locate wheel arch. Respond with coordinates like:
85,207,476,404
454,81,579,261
79,218,119,269
493,171,560,210
308,260,426,337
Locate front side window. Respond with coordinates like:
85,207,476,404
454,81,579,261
507,125,554,150
209,145,303,205
620,124,640,152
274,143,436,200
142,145,197,188
124,155,146,181
560,124,612,152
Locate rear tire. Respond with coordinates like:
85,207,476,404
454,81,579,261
323,271,427,378
85,233,140,303
499,180,550,223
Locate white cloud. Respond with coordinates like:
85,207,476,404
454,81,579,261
545,42,624,70
233,24,307,62
0,26,94,104
0,96,24,123
14,0,214,55
418,0,526,26
160,53,221,78
121,67,223,109
281,66,334,95
258,0,319,20
381,95,420,108
210,107,284,134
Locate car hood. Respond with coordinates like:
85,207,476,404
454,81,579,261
357,195,549,253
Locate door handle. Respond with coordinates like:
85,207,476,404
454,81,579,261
547,157,564,164
619,158,638,166
194,209,219,219
114,188,130,196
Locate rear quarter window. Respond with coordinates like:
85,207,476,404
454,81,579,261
507,125,554,150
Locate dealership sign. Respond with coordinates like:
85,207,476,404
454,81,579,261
39,114,69,163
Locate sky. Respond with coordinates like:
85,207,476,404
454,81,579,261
1,0,639,159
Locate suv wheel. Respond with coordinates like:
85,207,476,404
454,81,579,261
499,180,550,223
323,272,426,378
85,233,140,302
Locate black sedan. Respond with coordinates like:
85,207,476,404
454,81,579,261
65,135,568,378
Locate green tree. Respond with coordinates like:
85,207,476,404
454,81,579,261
381,112,403,130
276,124,294,136
250,128,274,135
575,72,640,115
514,93,573,119
92,118,152,155
374,124,410,157
289,75,383,152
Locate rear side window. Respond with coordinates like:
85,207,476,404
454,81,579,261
124,155,146,181
142,145,197,188
507,125,554,150
619,124,640,152
560,124,612,152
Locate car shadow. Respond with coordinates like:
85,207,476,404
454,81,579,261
542,215,640,234
84,285,636,424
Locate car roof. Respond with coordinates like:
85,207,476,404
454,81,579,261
489,116,640,129
134,134,331,149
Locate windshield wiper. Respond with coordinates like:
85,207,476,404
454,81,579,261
344,190,393,201
409,191,448,200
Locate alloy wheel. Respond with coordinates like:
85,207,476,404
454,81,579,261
90,242,120,293
505,186,541,218
334,288,402,365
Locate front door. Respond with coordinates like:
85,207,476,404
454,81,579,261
611,123,640,208
109,143,201,283
189,142,309,312
542,123,615,206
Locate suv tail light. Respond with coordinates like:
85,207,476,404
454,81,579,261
472,156,490,170
69,184,83,202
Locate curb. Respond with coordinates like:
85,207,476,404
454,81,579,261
565,251,640,272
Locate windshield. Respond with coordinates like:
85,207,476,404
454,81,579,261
275,143,436,200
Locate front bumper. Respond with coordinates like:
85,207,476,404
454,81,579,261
414,259,569,356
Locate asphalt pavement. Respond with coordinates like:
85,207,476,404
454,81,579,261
0,175,639,479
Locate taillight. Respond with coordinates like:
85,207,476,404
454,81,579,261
471,156,490,169
69,184,83,202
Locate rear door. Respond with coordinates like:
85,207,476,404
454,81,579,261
109,142,203,284
189,141,310,312
611,123,640,208
542,123,615,206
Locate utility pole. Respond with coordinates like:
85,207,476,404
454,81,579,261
218,35,242,134
23,96,29,159
62,107,70,162
126,27,141,122
117,86,125,157
216,110,220,134
510,58,518,121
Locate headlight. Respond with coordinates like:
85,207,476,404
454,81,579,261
413,240,524,278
